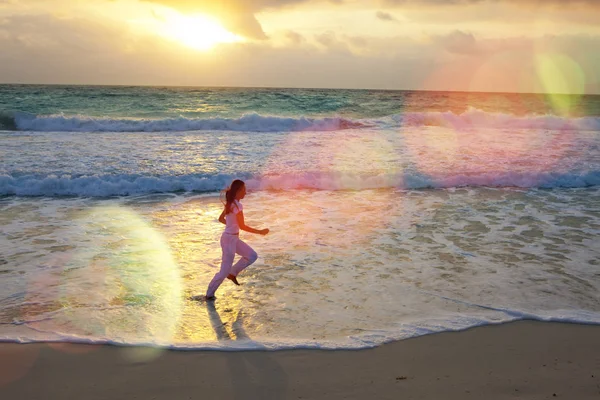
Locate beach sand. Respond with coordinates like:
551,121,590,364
1,320,599,400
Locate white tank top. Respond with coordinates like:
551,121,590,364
223,200,243,234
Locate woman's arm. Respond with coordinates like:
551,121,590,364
218,209,226,225
237,212,269,235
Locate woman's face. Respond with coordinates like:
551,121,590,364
236,184,246,200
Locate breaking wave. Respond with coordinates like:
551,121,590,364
2,170,599,197
1,108,599,133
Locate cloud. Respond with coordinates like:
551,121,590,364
313,31,360,55
141,0,316,39
347,35,368,48
0,13,433,89
0,14,141,84
143,0,310,12
372,0,600,30
0,14,123,54
285,30,306,45
381,0,600,5
315,31,338,48
375,11,398,21
432,30,480,55
0,13,599,93
224,14,268,39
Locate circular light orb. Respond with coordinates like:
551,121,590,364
535,52,585,115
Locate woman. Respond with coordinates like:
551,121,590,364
200,179,269,301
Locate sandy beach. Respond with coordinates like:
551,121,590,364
1,320,599,399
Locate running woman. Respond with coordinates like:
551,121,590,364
202,179,269,301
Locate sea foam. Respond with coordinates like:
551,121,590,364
4,108,600,132
1,170,599,197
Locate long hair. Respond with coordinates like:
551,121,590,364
222,179,245,215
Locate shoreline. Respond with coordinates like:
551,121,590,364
1,320,599,399
1,318,600,351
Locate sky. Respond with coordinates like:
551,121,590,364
0,0,599,93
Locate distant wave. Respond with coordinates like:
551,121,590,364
392,107,600,131
0,111,18,130
2,170,599,197
3,112,368,132
1,108,599,132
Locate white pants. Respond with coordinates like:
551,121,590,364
206,233,258,297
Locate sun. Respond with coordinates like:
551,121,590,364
161,13,243,51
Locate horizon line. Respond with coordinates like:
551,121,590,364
0,82,598,97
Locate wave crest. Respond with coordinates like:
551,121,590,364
9,112,368,133
1,108,599,132
2,171,599,197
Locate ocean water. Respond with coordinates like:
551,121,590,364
1,84,599,350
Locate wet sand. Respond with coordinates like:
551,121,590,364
1,320,599,399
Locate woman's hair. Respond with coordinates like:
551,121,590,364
222,179,245,215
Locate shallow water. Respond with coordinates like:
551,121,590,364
1,85,599,349
1,187,599,349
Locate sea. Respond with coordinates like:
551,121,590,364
1,84,599,351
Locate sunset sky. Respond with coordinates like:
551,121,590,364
0,0,599,93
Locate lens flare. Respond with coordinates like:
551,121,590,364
81,205,183,342
0,345,39,387
467,50,534,95
411,53,580,184
24,205,184,359
536,53,585,115
256,128,410,251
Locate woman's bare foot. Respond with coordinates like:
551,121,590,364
227,274,240,286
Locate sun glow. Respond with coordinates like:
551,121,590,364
161,14,243,51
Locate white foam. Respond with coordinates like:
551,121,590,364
9,108,600,132
393,107,600,131
1,170,599,197
13,112,367,133
1,188,599,350
1,311,599,350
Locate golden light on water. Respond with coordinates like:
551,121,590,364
147,198,252,344
159,13,243,51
